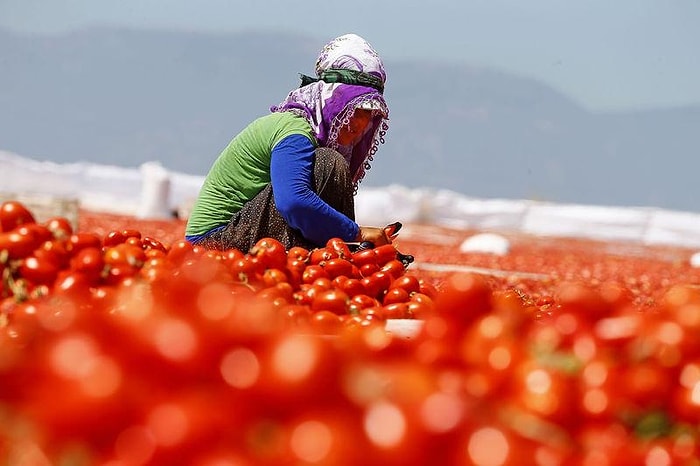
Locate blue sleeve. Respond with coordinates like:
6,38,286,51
270,134,359,246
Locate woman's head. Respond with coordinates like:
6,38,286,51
336,108,373,146
271,34,389,190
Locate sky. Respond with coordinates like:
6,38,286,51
1,0,699,112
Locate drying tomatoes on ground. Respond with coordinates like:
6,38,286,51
2,199,700,465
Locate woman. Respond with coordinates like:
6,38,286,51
185,33,393,252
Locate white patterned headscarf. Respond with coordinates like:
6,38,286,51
271,33,389,190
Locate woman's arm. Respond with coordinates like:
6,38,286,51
270,134,359,246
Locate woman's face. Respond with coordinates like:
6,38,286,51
337,109,373,147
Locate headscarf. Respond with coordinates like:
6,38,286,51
270,33,389,190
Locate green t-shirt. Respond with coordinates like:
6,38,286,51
185,112,316,236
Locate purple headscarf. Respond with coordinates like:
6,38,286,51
270,34,389,191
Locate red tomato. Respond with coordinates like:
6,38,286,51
294,284,326,306
359,262,380,278
34,239,71,268
70,246,105,283
283,304,313,328
52,270,93,301
434,272,493,328
103,229,127,247
18,256,59,285
322,257,354,279
309,247,335,265
311,289,350,315
350,294,379,310
382,302,409,319
0,200,35,232
103,243,146,268
250,237,287,270
302,264,329,284
326,237,352,259
0,230,40,259
310,310,343,334
339,278,368,298
361,271,393,300
351,249,377,268
380,259,406,280
287,246,310,262
167,239,196,265
373,244,398,266
407,300,432,319
312,277,333,290
43,216,74,239
390,275,422,295
16,223,53,244
383,287,410,305
121,228,142,239
419,279,440,299
67,232,102,253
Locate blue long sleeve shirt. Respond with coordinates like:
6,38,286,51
270,134,359,246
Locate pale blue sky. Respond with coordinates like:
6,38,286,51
1,0,699,111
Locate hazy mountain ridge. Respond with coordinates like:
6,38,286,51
1,27,699,212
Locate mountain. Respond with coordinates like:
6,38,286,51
1,27,699,213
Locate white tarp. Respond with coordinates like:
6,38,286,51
3,150,700,248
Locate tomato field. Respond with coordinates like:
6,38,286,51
3,202,700,465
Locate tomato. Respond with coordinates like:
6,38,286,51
104,263,139,285
285,258,306,287
125,236,144,249
103,229,127,247
0,230,40,260
18,256,59,285
311,289,350,315
220,248,245,264
262,268,289,288
434,272,493,328
309,247,335,265
311,277,333,290
407,300,433,319
70,246,105,283
380,259,406,280
43,216,74,239
390,275,421,295
52,270,93,301
382,302,409,319
17,223,53,245
294,283,326,306
302,264,329,284
326,237,352,259
322,257,353,279
250,237,287,270
383,287,410,305
310,310,343,334
104,243,146,268
419,279,440,299
410,292,435,310
288,246,310,262
0,200,35,232
358,262,380,278
373,244,398,266
361,271,393,300
68,232,102,253
34,239,71,269
338,278,367,298
351,249,377,268
350,294,379,310
283,304,313,328
167,239,196,265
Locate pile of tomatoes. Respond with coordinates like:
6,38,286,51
2,200,700,465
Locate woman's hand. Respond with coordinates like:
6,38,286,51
356,225,392,246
